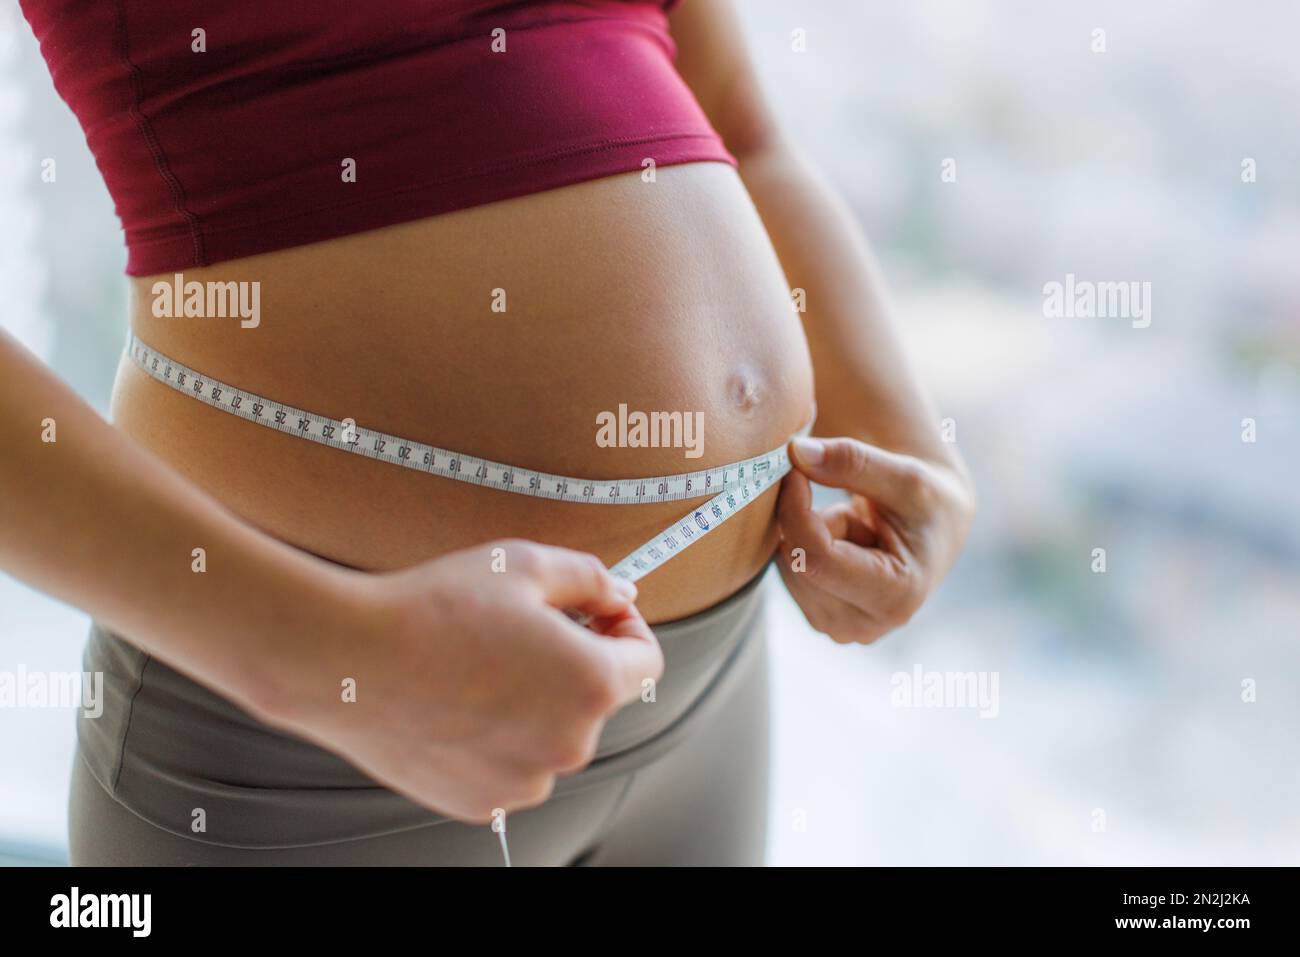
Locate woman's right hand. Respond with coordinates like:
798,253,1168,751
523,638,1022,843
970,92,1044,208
255,539,663,823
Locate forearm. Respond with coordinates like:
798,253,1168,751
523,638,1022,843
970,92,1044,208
738,139,964,474
0,330,356,712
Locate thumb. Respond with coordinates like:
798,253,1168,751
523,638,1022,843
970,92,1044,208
789,436,925,517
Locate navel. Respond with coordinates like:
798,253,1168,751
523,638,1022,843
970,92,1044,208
726,366,764,415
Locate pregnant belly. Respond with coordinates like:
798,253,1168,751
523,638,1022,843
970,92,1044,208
112,163,815,622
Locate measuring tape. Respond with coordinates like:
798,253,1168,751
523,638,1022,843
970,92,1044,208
126,331,807,867
125,332,803,585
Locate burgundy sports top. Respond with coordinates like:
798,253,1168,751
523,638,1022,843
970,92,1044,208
18,0,735,276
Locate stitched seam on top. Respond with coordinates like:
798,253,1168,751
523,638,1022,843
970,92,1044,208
113,0,207,266
126,131,728,247
110,651,153,794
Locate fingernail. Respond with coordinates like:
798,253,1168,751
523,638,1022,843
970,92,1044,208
791,436,825,466
612,577,638,600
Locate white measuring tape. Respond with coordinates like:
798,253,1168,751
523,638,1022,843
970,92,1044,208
125,332,802,586
127,331,805,867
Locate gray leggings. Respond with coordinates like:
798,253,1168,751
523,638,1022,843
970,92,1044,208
69,571,771,866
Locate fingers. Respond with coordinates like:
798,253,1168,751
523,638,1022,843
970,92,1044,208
776,471,922,625
777,557,887,644
776,468,834,554
584,604,656,643
777,470,909,605
820,500,882,550
594,622,665,703
573,604,664,702
501,540,638,616
813,538,914,614
526,565,662,709
789,436,929,518
486,539,661,700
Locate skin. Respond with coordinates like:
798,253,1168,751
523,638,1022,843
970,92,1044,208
1,0,973,823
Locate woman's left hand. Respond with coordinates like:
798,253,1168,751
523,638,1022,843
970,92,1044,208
776,436,975,644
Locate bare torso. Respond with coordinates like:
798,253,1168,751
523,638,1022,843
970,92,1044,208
112,162,815,622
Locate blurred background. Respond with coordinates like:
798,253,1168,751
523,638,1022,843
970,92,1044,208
2,0,1297,864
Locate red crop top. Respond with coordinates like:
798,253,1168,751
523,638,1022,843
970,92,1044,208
18,0,735,276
